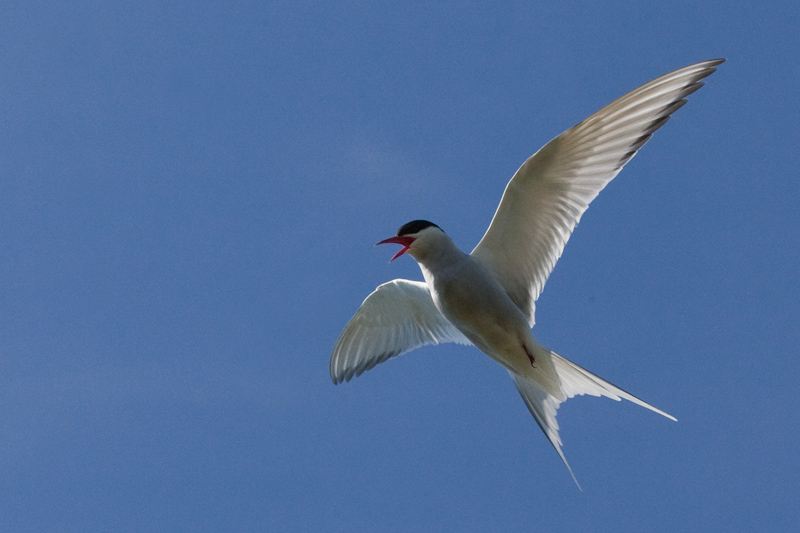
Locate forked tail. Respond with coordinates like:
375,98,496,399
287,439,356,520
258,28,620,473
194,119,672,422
510,350,676,489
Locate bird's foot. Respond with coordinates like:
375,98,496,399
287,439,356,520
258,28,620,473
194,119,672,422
523,345,536,368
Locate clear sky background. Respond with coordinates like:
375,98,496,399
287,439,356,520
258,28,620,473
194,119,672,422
1,2,798,531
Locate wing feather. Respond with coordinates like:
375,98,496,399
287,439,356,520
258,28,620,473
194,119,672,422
471,59,724,324
330,279,471,384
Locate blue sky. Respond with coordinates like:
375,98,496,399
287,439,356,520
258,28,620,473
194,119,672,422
1,1,798,531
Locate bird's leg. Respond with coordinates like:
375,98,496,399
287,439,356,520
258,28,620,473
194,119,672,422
523,344,536,368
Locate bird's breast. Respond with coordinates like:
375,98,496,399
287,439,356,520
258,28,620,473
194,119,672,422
426,259,531,363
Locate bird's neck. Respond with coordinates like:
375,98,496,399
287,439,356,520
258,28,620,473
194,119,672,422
409,236,465,273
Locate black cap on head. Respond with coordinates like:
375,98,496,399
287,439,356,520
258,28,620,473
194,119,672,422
397,220,441,237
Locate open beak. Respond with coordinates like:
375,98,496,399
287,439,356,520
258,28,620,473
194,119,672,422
376,236,415,262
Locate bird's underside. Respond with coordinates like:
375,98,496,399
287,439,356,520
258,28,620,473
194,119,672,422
330,59,723,486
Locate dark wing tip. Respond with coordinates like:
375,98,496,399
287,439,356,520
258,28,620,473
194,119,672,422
330,349,401,385
696,58,726,77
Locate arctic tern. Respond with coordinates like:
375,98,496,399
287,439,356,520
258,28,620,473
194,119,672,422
331,59,723,486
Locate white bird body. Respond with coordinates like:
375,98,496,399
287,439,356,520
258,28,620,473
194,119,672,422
412,229,562,398
330,59,723,486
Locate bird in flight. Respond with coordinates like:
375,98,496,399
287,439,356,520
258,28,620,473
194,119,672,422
330,59,724,487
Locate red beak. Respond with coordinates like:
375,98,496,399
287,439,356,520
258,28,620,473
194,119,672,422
377,236,415,262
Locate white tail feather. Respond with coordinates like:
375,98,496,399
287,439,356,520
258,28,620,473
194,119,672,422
551,352,676,421
510,350,675,488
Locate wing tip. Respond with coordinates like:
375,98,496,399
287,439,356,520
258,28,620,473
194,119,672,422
687,58,726,74
690,58,726,81
329,364,345,384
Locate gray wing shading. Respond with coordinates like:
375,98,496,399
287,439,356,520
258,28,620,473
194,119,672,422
472,59,724,325
330,279,472,384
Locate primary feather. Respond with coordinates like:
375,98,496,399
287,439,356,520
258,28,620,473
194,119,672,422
471,59,724,324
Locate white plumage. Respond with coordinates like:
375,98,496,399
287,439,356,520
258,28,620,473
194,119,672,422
330,59,723,487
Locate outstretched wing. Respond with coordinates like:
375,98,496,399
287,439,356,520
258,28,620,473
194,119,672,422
472,59,724,324
330,279,471,384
